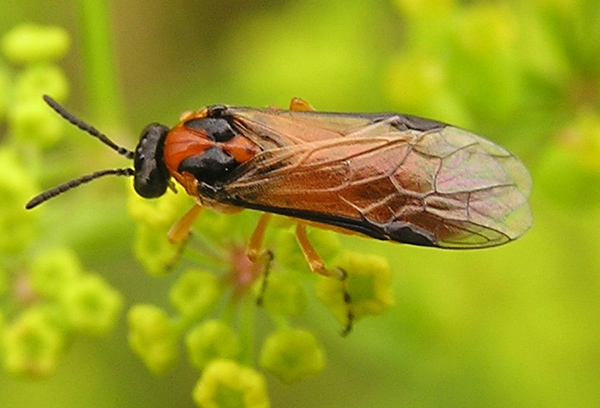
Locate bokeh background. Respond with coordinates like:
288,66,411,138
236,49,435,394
1,0,600,407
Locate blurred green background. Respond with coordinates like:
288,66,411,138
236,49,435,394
2,0,600,407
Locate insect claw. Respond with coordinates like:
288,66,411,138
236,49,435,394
331,266,347,281
255,249,274,307
246,214,273,261
340,310,355,337
333,267,354,336
295,224,357,333
167,179,178,194
163,234,190,272
168,205,202,244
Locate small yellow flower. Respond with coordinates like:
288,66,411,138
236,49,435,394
170,270,222,320
193,359,269,408
259,329,325,384
186,320,240,371
3,308,65,377
127,304,178,375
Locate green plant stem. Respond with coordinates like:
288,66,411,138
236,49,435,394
77,0,122,125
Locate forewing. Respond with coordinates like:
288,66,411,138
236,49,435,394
222,113,532,248
229,107,379,148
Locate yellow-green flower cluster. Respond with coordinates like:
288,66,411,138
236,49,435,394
2,248,123,377
127,190,396,406
1,24,69,148
0,24,123,378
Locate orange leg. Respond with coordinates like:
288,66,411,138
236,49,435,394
168,204,203,244
295,224,342,279
246,213,273,261
162,204,203,271
295,223,354,335
246,213,275,305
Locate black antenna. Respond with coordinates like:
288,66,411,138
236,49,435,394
26,96,137,210
43,95,134,159
26,168,134,209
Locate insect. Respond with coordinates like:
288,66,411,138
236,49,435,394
27,95,532,332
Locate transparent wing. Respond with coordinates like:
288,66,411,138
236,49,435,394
220,113,532,248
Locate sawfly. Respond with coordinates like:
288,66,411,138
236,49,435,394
27,96,532,332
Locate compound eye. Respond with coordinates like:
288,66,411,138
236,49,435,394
134,123,170,198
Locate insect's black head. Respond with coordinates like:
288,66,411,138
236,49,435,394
134,124,170,198
26,96,169,210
